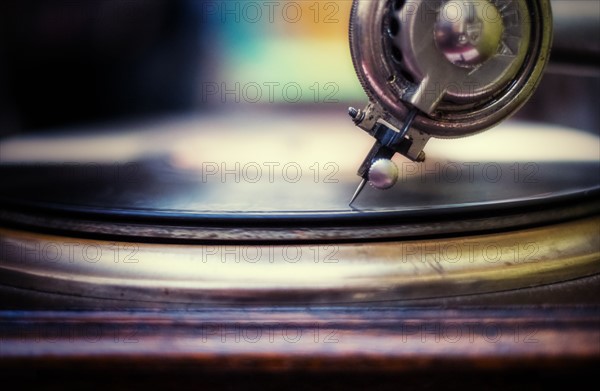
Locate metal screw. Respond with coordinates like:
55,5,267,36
348,107,364,123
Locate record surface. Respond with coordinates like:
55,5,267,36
0,111,598,241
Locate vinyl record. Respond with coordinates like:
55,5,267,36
1,112,598,242
0,113,598,305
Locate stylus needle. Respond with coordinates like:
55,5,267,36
349,178,367,206
348,108,419,206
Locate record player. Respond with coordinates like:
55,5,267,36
0,0,598,388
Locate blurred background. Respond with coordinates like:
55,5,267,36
0,0,366,136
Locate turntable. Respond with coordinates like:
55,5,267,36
0,0,598,389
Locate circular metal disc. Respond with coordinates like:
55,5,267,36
349,0,553,137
